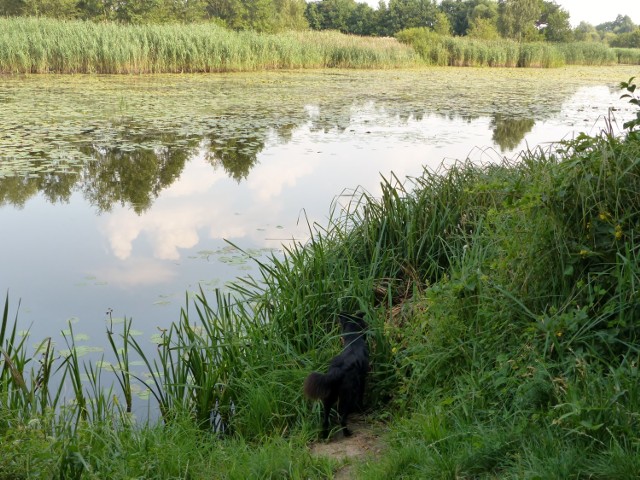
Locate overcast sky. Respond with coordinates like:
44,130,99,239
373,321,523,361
358,1,639,28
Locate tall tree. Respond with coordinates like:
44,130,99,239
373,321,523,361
573,21,599,42
23,0,79,18
387,0,438,33
440,0,498,36
467,16,500,39
305,0,356,32
610,28,640,48
348,2,378,35
0,0,27,15
498,0,542,41
206,0,284,31
596,14,636,34
439,0,469,35
162,0,209,23
539,1,572,42
272,0,308,31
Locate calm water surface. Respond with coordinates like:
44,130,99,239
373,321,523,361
1,66,637,356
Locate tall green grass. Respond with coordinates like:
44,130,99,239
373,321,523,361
0,17,420,74
614,47,640,65
396,28,640,67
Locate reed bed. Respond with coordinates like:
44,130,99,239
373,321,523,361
614,47,640,65
0,17,420,74
396,28,640,67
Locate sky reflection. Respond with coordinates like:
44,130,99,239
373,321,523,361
1,69,637,350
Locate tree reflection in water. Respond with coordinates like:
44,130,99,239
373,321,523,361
491,114,536,152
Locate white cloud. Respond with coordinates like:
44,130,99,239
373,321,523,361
247,155,317,201
95,258,176,287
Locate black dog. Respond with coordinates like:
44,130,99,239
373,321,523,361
303,313,369,438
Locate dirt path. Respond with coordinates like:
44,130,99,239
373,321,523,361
309,417,384,479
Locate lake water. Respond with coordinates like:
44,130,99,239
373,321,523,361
1,66,637,356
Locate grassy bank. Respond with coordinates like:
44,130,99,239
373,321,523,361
397,28,640,67
2,82,640,477
0,17,419,74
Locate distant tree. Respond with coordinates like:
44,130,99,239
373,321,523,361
387,0,438,33
439,0,469,35
498,0,542,42
111,0,164,23
573,21,600,42
348,2,378,35
597,14,636,35
610,28,640,48
469,0,498,23
163,0,209,23
432,10,451,35
0,0,27,16
539,1,572,42
305,0,355,32
439,0,498,36
467,16,500,39
244,0,279,31
23,0,79,18
206,0,283,32
75,0,116,21
272,0,308,31
374,0,394,36
305,1,323,29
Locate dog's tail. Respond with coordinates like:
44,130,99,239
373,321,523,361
303,371,341,400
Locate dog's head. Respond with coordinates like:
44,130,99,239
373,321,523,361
338,312,367,336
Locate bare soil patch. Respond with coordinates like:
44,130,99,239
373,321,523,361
309,417,384,479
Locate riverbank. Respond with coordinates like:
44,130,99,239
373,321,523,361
2,81,640,477
1,17,639,74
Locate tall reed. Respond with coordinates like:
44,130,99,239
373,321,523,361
396,28,639,67
0,17,420,74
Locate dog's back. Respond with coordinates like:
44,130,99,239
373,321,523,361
304,313,369,437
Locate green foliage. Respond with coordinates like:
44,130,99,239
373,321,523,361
573,21,600,43
358,111,640,477
497,0,542,42
540,0,573,43
467,16,501,40
620,76,640,134
0,17,419,74
610,29,640,49
396,28,631,67
597,14,637,35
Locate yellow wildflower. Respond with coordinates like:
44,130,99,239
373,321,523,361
614,225,623,240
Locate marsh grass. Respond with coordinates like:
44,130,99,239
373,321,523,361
3,85,640,476
396,28,639,67
0,17,420,74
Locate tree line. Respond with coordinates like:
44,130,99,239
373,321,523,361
0,0,638,47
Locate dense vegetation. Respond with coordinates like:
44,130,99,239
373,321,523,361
0,17,419,73
396,28,640,67
1,0,639,48
2,79,640,477
1,15,638,74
